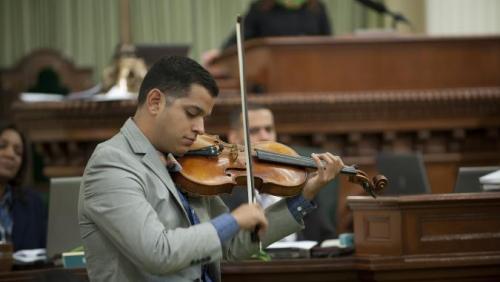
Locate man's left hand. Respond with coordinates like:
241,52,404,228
302,152,344,201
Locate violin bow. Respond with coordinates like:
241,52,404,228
236,15,260,243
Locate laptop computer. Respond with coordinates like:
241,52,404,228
46,177,82,259
376,152,431,196
454,166,500,193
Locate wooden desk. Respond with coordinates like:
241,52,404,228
0,267,88,282
2,255,500,282
223,193,500,281
2,193,500,281
347,192,500,281
211,35,500,93
222,255,500,282
349,192,500,256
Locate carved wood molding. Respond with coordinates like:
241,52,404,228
12,87,500,178
212,87,500,133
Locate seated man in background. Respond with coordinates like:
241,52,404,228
221,105,338,242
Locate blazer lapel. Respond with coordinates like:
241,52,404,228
120,118,190,222
142,152,186,215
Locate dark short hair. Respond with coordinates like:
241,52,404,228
229,104,272,130
137,56,219,106
0,122,28,188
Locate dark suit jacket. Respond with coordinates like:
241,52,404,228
220,179,338,243
12,188,48,251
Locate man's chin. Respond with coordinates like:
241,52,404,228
173,147,189,157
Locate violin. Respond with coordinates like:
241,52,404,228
172,134,387,198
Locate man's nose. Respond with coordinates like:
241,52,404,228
192,118,205,134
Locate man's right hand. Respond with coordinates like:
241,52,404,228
231,203,268,238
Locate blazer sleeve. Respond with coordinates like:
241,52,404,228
205,196,303,261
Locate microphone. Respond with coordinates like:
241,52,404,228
355,0,412,28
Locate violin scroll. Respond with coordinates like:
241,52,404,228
345,168,387,198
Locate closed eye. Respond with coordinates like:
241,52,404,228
185,107,202,118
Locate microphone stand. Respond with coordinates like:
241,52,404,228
355,0,414,31
388,11,414,31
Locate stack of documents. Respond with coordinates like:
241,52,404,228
265,240,317,259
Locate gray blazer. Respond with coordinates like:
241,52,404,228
78,118,302,282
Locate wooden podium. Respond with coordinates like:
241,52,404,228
211,35,500,93
346,192,500,281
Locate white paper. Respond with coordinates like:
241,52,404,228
320,239,343,248
479,169,500,184
266,240,317,250
13,248,47,263
20,93,64,102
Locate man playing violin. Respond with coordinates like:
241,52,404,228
78,56,343,282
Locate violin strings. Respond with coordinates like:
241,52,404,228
257,150,316,168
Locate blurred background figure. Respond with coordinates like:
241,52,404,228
221,105,338,242
0,123,47,251
222,0,332,49
203,0,332,65
101,44,148,98
223,106,281,211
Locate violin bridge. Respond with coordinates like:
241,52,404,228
230,145,238,162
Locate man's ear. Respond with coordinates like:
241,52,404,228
146,89,164,115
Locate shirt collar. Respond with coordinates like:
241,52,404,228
165,153,183,172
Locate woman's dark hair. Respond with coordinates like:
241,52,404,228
0,122,28,188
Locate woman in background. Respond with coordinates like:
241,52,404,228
222,0,332,49
0,122,47,251
203,0,332,65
